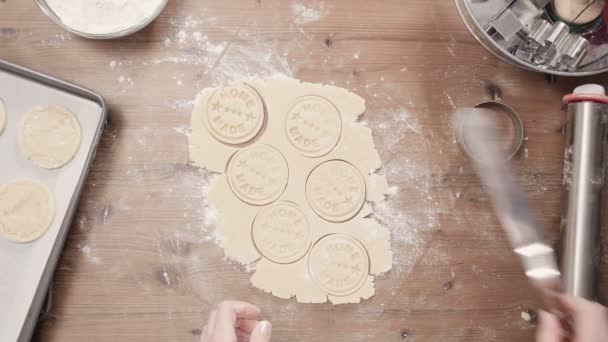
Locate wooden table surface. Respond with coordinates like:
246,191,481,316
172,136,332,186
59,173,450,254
1,0,607,341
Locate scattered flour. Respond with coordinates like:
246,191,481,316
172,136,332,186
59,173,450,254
387,186,399,196
444,91,457,109
169,99,195,112
371,107,438,278
145,12,298,115
81,244,101,264
108,59,135,93
447,33,457,57
38,32,72,48
291,1,329,25
117,75,134,92
144,14,223,67
147,13,295,83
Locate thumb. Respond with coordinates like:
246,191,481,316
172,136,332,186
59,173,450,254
536,310,563,342
250,320,272,342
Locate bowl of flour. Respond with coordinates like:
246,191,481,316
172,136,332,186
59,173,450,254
36,0,168,39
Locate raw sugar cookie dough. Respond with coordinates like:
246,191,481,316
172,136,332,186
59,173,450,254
189,78,392,304
0,179,55,243
19,105,82,169
0,97,6,135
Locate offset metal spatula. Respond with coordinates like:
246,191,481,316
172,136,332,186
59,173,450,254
457,109,561,294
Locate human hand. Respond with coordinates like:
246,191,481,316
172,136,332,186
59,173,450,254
200,301,272,342
536,294,608,342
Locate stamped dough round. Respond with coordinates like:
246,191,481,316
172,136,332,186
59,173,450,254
0,98,6,135
285,96,341,157
308,234,370,297
252,201,312,264
306,160,366,222
227,145,289,206
0,179,55,243
205,85,265,145
19,105,82,169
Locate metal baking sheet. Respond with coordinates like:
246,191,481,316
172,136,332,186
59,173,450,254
0,59,107,342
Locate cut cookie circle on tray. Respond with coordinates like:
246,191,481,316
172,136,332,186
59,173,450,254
252,201,312,264
0,179,55,243
227,144,289,206
18,105,82,169
308,234,370,297
205,84,265,145
306,160,366,222
285,95,342,157
0,97,6,135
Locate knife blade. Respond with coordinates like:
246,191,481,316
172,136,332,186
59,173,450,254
457,108,561,291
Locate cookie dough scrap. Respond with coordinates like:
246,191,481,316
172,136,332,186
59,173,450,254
191,78,392,304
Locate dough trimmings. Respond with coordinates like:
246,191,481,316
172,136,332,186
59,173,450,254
205,85,265,145
18,105,82,169
0,179,55,243
227,144,289,206
306,160,366,222
252,201,312,264
284,95,341,157
308,234,370,297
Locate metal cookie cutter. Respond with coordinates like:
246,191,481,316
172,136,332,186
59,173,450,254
458,101,525,162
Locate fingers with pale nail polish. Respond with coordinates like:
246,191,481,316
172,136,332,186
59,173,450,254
250,320,272,342
199,301,266,342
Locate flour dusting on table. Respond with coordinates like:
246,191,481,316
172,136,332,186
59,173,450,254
52,6,442,306
291,1,329,25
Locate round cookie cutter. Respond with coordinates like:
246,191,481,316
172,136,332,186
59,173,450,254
457,101,524,162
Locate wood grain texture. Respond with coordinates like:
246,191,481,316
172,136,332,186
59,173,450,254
0,0,607,341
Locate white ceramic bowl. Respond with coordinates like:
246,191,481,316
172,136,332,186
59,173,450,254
35,0,168,40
